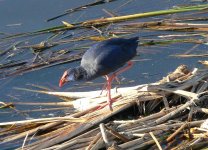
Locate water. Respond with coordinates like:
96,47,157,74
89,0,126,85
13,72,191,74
0,0,207,122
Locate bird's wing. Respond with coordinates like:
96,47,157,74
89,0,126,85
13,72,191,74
82,45,135,77
81,38,138,79
96,45,134,72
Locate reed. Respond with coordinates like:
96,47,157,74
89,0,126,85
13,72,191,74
1,65,208,149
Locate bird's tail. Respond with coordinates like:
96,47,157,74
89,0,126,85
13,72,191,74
129,36,139,43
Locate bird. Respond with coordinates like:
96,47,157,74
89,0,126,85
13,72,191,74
59,37,139,110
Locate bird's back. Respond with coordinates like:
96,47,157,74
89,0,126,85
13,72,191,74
81,37,139,80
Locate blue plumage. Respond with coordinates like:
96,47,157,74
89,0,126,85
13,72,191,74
59,37,139,110
81,37,139,80
59,37,139,111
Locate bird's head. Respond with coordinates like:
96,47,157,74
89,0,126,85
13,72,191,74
59,69,75,87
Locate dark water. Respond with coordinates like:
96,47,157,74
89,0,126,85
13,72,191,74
0,0,207,123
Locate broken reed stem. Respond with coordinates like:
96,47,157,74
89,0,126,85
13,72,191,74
90,137,105,150
0,107,74,114
154,93,208,125
0,116,85,126
172,54,208,58
166,122,188,142
30,102,133,150
105,125,130,142
0,121,65,145
117,106,178,130
100,123,110,147
22,132,29,150
154,99,196,125
133,139,155,150
124,120,204,134
119,130,163,149
86,132,101,150
54,128,100,150
13,101,73,106
149,132,163,150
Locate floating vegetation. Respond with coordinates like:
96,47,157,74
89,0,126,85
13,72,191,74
0,3,207,79
47,0,118,22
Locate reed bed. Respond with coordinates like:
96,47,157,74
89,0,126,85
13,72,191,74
1,65,208,149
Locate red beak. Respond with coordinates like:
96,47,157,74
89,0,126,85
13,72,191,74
59,71,68,87
59,78,65,87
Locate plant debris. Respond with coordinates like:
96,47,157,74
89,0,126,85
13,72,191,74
1,65,208,149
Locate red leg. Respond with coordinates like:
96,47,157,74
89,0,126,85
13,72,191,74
104,61,134,111
100,76,108,96
105,75,113,111
100,75,120,96
113,61,134,77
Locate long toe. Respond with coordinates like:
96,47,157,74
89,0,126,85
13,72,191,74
108,102,113,111
100,82,108,96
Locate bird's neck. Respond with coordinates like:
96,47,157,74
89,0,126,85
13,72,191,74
73,66,88,81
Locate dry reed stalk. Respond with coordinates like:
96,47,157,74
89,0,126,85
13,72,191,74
32,66,202,149
52,128,100,150
124,120,204,134
0,123,40,136
56,137,94,150
122,22,208,29
22,131,29,149
90,137,105,150
35,122,78,140
28,101,133,149
118,130,163,149
2,121,65,145
172,54,208,58
166,122,188,142
0,116,85,126
128,140,155,150
86,132,101,150
149,132,163,150
13,101,74,106
154,95,207,125
117,106,179,130
0,107,74,114
149,26,208,32
67,141,91,150
2,65,208,149
105,125,130,142
100,123,111,147
15,84,139,100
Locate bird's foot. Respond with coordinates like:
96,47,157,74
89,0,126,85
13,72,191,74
108,101,113,111
107,97,115,111
96,98,116,111
115,76,121,84
100,83,108,96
